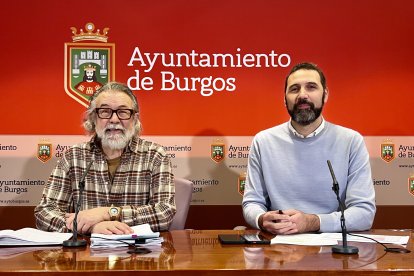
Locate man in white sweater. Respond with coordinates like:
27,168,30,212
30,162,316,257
242,62,376,234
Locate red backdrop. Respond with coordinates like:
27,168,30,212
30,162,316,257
1,0,413,136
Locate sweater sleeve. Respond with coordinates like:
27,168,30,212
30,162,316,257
319,133,376,232
242,135,268,229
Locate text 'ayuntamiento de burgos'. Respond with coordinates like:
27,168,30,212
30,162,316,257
127,47,291,96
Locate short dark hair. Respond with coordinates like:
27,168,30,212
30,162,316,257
284,62,326,93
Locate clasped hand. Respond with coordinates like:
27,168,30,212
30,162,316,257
65,207,133,235
260,209,320,234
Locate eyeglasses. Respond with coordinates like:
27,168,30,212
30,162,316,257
95,108,135,120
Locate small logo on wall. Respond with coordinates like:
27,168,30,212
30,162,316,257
409,175,414,197
211,139,225,163
238,172,247,196
37,142,52,163
381,139,395,163
64,22,115,107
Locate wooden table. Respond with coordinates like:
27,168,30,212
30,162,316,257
0,229,413,275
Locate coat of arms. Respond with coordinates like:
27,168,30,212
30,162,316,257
381,140,395,163
64,22,115,107
409,175,414,197
238,172,247,196
37,143,52,163
211,140,225,163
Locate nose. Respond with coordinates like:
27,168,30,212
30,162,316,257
109,111,121,123
297,87,309,101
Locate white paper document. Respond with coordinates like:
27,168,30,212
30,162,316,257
0,228,73,246
321,233,410,245
90,223,162,248
92,224,160,240
271,233,410,246
271,234,338,246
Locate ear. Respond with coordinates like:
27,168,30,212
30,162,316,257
323,88,329,103
284,95,287,107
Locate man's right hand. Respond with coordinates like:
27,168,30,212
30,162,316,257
65,207,111,234
258,210,293,234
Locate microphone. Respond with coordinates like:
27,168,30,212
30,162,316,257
327,160,358,254
63,159,94,247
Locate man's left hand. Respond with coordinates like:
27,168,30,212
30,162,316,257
91,221,134,235
281,209,320,234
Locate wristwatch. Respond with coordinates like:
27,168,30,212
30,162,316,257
109,205,122,221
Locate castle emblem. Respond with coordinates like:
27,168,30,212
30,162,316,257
238,172,247,196
64,22,115,107
409,175,414,197
211,139,225,163
381,139,395,163
37,143,52,163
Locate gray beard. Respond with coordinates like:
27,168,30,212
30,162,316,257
96,124,136,150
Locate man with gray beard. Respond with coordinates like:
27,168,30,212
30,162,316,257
242,62,376,234
35,82,175,234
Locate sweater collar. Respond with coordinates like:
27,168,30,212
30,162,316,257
288,118,325,139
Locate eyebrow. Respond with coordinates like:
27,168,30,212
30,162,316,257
98,104,131,109
288,81,319,88
287,84,300,90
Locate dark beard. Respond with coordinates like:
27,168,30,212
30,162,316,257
287,98,324,126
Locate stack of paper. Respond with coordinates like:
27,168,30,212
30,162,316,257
0,228,72,246
90,224,163,248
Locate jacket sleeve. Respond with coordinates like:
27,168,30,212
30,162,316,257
121,153,176,232
34,155,72,232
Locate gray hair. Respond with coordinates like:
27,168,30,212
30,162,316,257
82,82,142,136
